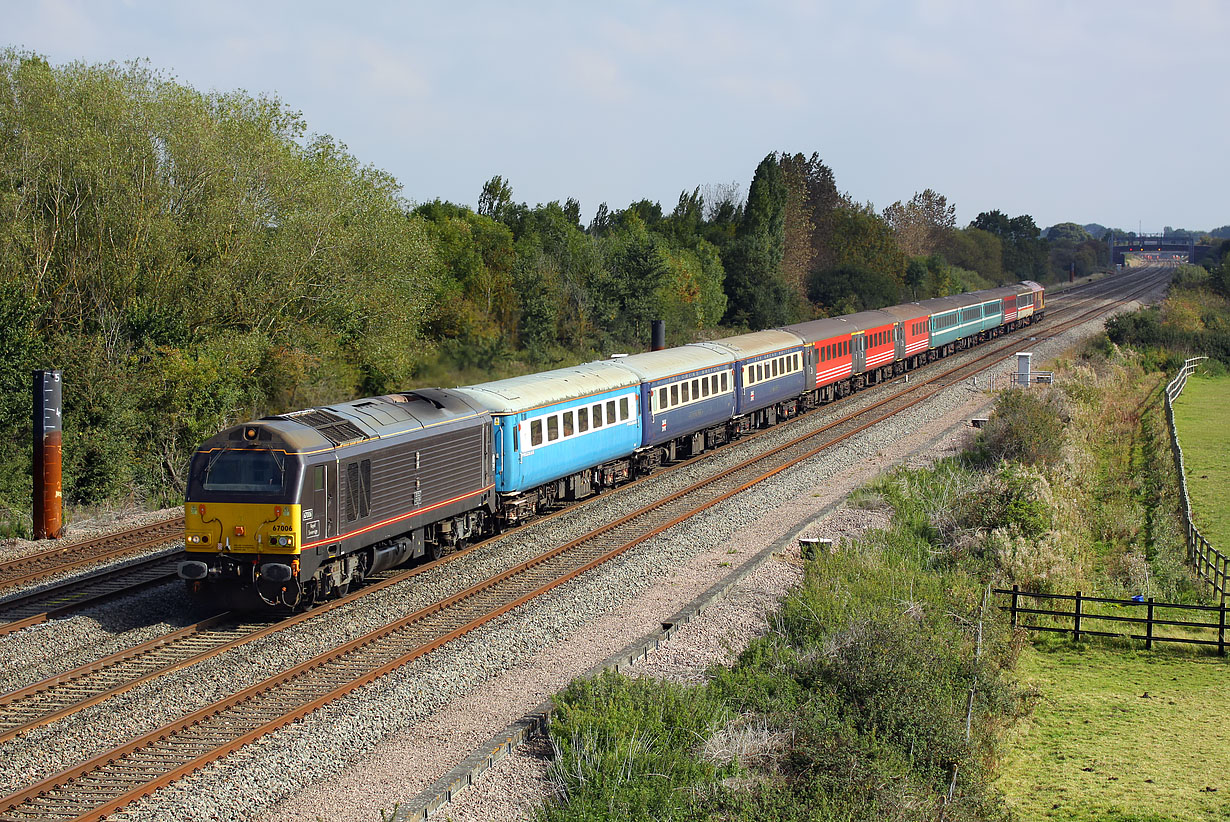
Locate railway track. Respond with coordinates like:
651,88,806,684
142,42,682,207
0,516,183,594
0,268,1168,821
0,552,183,638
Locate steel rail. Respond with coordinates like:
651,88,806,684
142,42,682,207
0,516,183,593
0,553,183,638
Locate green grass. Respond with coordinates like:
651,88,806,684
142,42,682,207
997,644,1230,822
1171,374,1230,551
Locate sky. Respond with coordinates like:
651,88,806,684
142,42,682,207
6,0,1229,233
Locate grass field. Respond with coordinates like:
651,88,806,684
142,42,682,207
1171,374,1230,551
997,644,1230,821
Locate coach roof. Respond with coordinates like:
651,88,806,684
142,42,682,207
455,364,639,415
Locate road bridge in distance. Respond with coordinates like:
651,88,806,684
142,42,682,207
1109,234,1214,265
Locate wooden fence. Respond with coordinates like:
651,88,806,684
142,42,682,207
997,586,1228,656
1163,356,1228,604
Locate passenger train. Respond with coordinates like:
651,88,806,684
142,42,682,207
178,281,1044,608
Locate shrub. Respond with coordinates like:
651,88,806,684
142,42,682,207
972,388,1067,467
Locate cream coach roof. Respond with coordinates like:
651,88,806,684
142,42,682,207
591,345,733,383
689,329,804,359
454,364,639,415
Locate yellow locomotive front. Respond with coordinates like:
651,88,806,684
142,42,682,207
180,424,307,608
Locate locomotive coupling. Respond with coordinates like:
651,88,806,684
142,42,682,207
177,561,210,580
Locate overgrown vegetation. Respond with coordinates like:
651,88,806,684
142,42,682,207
536,285,1223,821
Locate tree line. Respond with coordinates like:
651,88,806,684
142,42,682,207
0,50,1106,519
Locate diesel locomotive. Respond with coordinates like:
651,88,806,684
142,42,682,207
180,281,1043,608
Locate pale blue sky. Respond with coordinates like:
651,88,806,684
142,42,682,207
6,0,1228,232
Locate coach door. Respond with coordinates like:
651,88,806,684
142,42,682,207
852,333,866,374
894,322,904,360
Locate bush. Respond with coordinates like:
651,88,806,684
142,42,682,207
972,388,1067,467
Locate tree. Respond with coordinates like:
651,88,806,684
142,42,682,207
971,210,1047,280
882,189,956,258
477,175,513,218
942,227,1003,284
722,154,792,328
778,153,839,304
1046,222,1092,243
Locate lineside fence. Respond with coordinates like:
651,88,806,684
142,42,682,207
996,586,1228,656
1164,356,1227,604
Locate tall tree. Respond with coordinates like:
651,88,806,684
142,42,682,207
722,154,792,328
477,175,513,218
883,189,956,257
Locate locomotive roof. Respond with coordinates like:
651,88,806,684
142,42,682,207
454,363,639,415
690,329,803,360
595,345,733,382
200,389,489,454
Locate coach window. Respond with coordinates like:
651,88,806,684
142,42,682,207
606,400,617,425
757,363,765,382
547,416,559,442
578,406,589,433
658,388,667,410
701,378,709,397
692,378,700,397
530,420,543,447
619,397,629,420
719,372,727,392
710,375,718,394
562,411,574,437
592,404,604,428
671,384,679,406
681,382,690,403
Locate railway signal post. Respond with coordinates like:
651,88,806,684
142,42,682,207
32,369,63,540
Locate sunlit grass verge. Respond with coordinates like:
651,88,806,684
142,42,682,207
997,644,1230,822
1171,373,1230,553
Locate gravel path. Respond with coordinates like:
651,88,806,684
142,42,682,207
0,278,1163,822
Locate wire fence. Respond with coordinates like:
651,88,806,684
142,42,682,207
1164,357,1226,604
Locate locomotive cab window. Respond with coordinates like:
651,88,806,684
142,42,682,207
313,465,324,492
203,449,285,494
